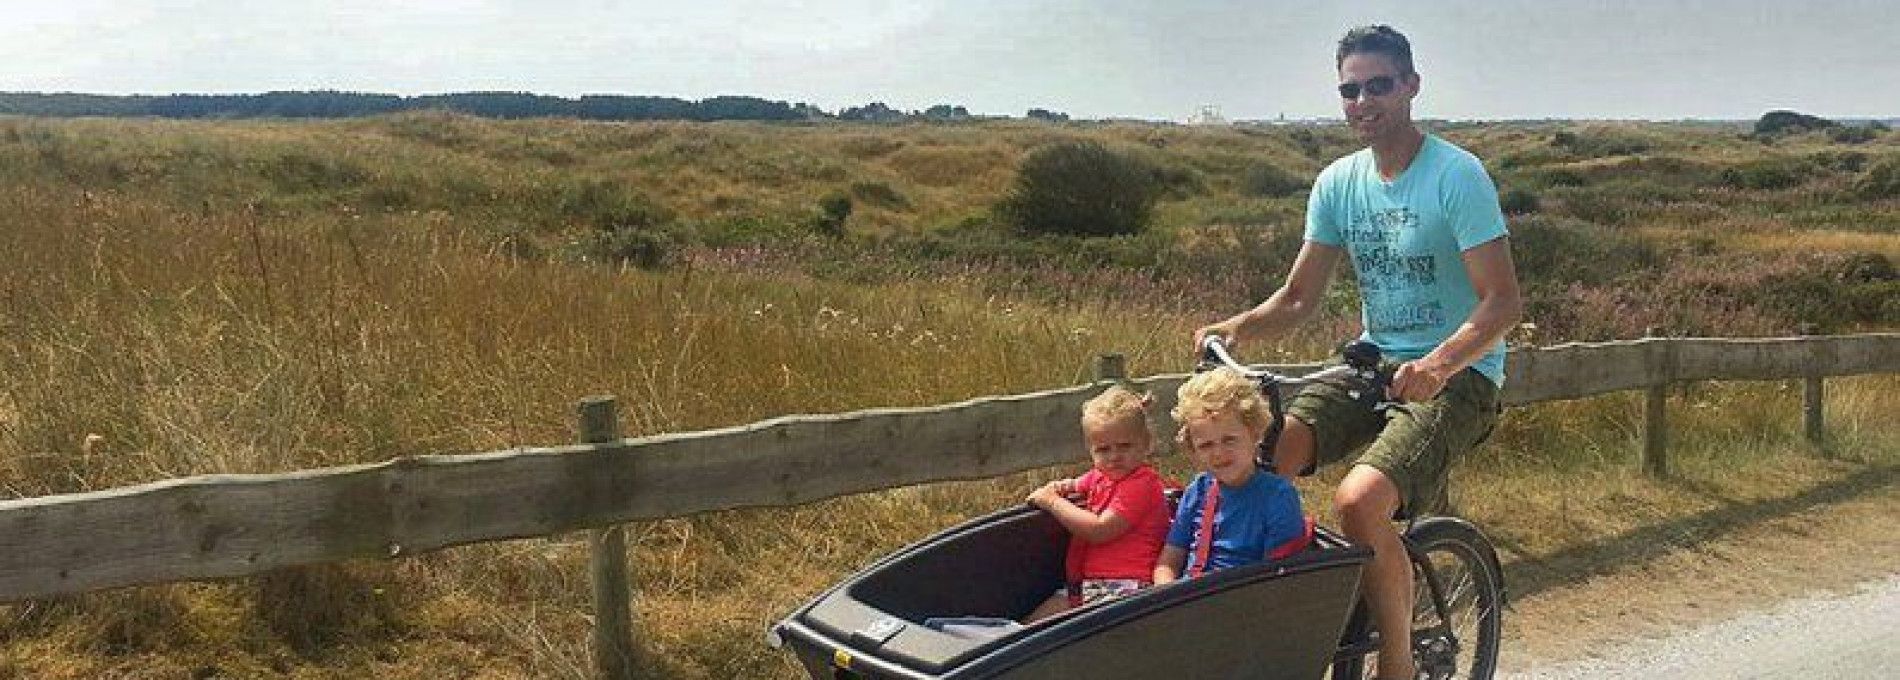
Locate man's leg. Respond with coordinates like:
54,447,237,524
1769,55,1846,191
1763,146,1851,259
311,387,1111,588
1271,416,1316,479
1336,465,1413,679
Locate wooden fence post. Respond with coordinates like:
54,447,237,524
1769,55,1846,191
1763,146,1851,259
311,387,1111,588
1801,324,1826,450
1643,328,1670,477
1095,353,1126,383
581,396,637,680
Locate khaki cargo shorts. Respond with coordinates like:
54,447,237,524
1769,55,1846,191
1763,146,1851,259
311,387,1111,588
1284,364,1500,518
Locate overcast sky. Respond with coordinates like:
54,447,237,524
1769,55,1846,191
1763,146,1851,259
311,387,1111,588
1,0,1895,122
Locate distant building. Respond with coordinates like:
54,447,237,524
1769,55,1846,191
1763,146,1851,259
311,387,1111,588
1187,104,1228,126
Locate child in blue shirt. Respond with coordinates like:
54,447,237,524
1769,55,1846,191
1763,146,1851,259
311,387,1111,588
1154,367,1311,583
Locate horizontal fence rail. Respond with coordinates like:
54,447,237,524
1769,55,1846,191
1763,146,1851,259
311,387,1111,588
1,333,1895,603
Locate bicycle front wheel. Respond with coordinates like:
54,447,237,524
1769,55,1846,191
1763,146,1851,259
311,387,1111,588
1406,517,1504,680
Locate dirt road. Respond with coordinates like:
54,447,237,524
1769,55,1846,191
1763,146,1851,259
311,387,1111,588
1501,574,1900,679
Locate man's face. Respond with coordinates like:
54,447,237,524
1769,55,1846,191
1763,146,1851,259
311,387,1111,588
1337,52,1418,143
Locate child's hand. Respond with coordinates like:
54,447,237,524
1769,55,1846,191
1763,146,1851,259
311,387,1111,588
1054,477,1078,496
1026,480,1070,508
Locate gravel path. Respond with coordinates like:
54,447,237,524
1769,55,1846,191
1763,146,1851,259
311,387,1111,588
1501,574,1900,680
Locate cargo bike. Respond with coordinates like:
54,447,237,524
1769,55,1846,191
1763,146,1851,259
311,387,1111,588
771,339,1505,679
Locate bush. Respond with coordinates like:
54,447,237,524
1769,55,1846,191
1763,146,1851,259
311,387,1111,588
1536,168,1588,188
1242,161,1310,197
1148,159,1208,199
1510,215,1658,287
1853,157,1900,200
560,179,683,268
1828,125,1879,145
589,222,682,269
1500,187,1540,215
1754,110,1835,136
1807,150,1867,173
996,140,1160,237
1548,127,1652,157
812,192,851,238
559,177,671,231
1719,157,1812,190
848,180,908,209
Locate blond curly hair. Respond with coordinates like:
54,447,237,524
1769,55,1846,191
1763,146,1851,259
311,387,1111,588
1081,384,1155,441
1170,367,1272,437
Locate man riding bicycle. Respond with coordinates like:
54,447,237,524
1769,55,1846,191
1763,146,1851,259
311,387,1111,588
1193,24,1523,680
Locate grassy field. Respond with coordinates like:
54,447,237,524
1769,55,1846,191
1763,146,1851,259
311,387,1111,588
0,114,1895,678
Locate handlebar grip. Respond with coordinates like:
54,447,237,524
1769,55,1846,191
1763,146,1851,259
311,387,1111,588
1196,335,1228,373
1341,340,1382,371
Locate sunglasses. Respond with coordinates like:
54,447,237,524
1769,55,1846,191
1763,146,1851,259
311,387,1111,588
1337,75,1398,100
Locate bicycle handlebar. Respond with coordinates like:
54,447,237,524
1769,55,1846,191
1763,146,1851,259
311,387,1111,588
1197,336,1379,388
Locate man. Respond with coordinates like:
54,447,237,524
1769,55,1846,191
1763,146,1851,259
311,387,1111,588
1194,25,1522,679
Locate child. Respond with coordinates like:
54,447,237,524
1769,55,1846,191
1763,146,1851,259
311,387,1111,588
1154,367,1311,584
1022,385,1175,623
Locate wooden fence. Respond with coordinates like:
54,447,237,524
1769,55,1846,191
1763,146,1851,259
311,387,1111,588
1,333,1895,677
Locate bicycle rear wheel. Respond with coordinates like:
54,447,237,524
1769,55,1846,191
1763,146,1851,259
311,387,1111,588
1406,517,1504,680
1326,517,1503,680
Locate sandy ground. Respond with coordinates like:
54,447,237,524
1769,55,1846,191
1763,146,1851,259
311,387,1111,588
1497,475,1900,673
1501,574,1900,679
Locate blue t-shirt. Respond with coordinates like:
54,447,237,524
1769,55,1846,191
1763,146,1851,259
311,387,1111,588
1165,471,1305,575
1306,134,1511,387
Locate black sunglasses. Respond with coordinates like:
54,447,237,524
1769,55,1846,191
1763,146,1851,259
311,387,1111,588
1337,75,1398,100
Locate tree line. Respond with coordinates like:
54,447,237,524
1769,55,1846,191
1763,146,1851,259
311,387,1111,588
0,91,1068,123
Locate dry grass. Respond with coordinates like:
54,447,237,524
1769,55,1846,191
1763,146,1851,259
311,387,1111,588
0,116,1895,678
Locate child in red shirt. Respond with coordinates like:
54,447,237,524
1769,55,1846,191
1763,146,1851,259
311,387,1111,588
1022,385,1175,623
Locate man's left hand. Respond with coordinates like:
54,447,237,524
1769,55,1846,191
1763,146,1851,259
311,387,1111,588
1388,360,1455,402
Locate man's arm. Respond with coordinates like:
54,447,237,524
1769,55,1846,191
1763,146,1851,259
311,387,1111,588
1388,237,1524,401
1194,241,1344,352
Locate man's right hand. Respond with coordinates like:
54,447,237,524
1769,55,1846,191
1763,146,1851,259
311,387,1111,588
1193,318,1246,356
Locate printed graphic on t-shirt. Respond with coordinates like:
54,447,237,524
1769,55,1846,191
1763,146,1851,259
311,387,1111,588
1345,207,1443,334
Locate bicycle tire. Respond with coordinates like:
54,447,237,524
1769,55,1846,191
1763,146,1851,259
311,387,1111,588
1327,517,1504,680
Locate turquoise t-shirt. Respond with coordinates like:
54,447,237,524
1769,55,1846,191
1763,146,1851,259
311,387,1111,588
1305,134,1510,387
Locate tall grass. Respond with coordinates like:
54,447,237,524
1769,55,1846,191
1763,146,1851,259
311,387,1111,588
0,116,1895,678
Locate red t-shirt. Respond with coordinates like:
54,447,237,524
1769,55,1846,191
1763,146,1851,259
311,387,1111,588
1067,465,1173,582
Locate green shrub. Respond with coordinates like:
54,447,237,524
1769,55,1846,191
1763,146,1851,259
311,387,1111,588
1549,127,1652,157
1754,110,1835,136
1755,253,1900,329
558,177,672,231
1500,186,1540,215
562,178,683,268
1510,215,1658,286
1148,159,1208,199
1536,168,1587,188
263,148,369,193
848,180,908,209
1242,161,1310,198
1807,150,1867,173
588,222,682,269
1828,125,1879,145
812,192,851,238
1853,157,1900,200
1719,157,1812,190
1548,188,1633,225
996,140,1160,237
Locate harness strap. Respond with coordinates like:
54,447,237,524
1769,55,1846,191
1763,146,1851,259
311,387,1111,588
1266,516,1317,560
1188,482,1220,578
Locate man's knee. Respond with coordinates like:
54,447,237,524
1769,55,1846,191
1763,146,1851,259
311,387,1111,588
1334,465,1401,527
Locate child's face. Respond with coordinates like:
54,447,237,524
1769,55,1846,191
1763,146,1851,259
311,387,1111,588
1183,410,1263,487
1083,416,1151,479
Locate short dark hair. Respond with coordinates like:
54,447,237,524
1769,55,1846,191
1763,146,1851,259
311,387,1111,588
1336,25,1415,75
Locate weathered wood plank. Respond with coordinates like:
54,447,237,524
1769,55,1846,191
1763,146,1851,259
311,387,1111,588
1673,334,1900,381
1501,339,1658,405
0,382,1115,601
1,334,1895,602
